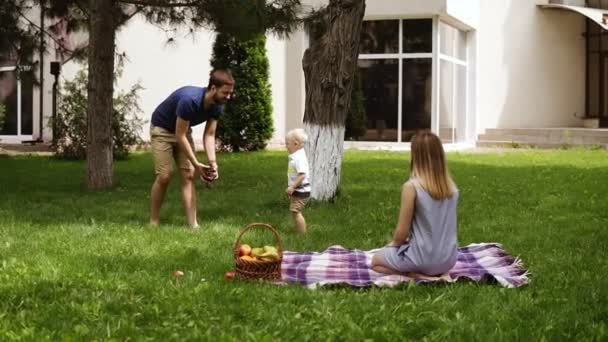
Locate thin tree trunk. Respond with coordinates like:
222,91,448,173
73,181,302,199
302,0,365,201
87,0,115,190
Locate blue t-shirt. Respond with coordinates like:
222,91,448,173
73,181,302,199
151,86,224,133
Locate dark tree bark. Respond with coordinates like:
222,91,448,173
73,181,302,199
86,0,116,190
302,0,365,201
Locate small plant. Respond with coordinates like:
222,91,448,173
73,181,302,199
53,63,145,160
505,141,521,149
561,129,572,146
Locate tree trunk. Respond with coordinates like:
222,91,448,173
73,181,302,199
86,0,115,190
302,0,365,201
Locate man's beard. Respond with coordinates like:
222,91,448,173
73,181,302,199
213,94,228,104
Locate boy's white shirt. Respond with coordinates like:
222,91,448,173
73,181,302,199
287,148,311,193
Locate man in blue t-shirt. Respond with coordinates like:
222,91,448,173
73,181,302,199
149,69,234,228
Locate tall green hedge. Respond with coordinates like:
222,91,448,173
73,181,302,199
210,32,274,151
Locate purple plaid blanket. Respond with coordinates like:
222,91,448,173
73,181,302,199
280,243,530,289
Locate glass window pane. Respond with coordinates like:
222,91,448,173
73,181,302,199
357,59,399,141
0,53,17,68
588,53,600,117
401,59,432,142
587,0,608,9
457,30,467,60
0,70,18,135
403,19,432,53
20,69,33,135
360,20,399,54
455,65,467,142
588,20,600,53
439,60,454,143
440,21,467,60
604,56,608,117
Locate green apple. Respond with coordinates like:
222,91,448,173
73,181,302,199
251,247,265,257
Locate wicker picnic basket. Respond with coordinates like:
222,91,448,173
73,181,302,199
233,223,283,281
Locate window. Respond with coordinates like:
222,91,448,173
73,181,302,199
438,21,468,143
356,19,433,142
0,67,34,136
403,19,432,53
440,22,467,60
360,20,399,54
585,13,607,120
401,59,432,141
354,18,469,143
357,59,399,141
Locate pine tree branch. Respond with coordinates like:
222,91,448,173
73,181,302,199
116,0,199,7
60,8,142,64
17,11,77,56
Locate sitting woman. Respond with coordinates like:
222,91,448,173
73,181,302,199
372,131,459,277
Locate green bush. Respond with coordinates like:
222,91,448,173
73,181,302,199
345,71,367,140
53,64,144,160
210,32,274,151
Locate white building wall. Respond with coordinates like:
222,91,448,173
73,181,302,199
476,0,585,132
446,0,480,28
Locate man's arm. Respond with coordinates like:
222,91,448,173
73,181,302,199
203,119,218,177
175,117,208,176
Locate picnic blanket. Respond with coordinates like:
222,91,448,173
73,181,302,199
280,243,529,289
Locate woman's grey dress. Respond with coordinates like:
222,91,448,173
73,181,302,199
378,180,459,275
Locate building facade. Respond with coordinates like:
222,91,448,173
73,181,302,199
1,0,606,146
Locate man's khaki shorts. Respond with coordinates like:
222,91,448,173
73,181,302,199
150,125,195,175
289,193,310,213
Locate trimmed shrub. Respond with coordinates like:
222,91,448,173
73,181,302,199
211,32,273,151
53,64,144,160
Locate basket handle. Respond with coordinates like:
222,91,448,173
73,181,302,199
233,223,283,257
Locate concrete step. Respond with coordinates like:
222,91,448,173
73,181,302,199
483,128,608,138
476,140,608,149
478,134,608,144
478,128,608,147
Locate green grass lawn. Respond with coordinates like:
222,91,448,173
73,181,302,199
0,149,607,340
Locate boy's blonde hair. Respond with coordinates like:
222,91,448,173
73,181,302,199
286,128,308,144
410,131,456,200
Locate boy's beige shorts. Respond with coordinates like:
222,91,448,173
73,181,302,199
289,194,310,213
150,125,195,175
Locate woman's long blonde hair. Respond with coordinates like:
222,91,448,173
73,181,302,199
410,131,456,200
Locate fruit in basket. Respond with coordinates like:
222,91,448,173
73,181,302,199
240,255,257,261
238,244,252,257
259,250,280,261
263,245,278,254
251,247,265,258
